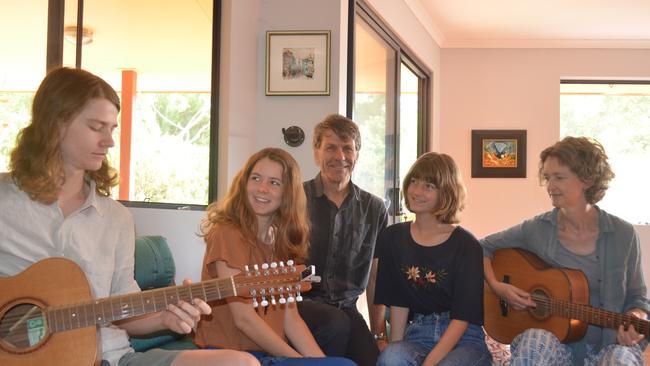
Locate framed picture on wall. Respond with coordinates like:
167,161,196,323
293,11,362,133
471,129,527,178
265,30,331,96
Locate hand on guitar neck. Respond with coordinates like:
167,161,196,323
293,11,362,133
160,279,212,334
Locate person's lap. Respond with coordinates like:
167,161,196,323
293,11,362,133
510,328,645,366
249,350,356,366
297,300,351,356
297,300,378,366
377,312,491,366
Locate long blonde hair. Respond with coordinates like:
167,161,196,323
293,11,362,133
202,148,309,262
10,67,120,204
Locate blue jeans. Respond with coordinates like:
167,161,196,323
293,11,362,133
510,328,645,366
377,312,492,366
247,351,356,366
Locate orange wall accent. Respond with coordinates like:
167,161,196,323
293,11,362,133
119,70,137,200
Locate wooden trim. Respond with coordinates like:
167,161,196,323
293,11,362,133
119,70,137,200
46,0,64,72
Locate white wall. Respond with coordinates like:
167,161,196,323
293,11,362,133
130,0,443,282
129,207,206,284
440,48,650,237
440,48,650,290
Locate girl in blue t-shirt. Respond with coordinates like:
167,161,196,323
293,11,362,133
375,152,491,366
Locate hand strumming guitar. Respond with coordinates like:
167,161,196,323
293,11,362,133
491,281,537,311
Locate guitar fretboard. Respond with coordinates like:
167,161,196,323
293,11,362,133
533,295,650,338
46,277,235,333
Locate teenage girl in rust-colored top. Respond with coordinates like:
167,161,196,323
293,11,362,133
194,148,355,366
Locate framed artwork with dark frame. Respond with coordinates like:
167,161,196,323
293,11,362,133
265,30,331,96
471,129,527,178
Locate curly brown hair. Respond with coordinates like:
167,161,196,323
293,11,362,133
402,152,466,224
538,136,614,204
201,148,310,262
10,67,120,204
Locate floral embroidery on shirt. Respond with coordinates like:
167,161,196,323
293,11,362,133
403,265,446,288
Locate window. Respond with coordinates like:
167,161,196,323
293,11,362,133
350,0,430,223
560,81,650,225
0,0,219,207
0,0,47,173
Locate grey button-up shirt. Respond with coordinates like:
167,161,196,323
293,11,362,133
481,207,650,363
304,174,388,307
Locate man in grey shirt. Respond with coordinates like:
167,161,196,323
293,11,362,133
298,114,388,366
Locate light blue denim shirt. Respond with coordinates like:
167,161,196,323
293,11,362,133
481,207,649,360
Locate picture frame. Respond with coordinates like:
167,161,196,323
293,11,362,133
471,129,527,178
265,30,331,96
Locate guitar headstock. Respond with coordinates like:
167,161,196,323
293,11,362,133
233,260,320,308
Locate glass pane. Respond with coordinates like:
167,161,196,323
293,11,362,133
0,0,47,171
399,63,420,220
352,15,396,214
560,83,650,224
67,0,213,204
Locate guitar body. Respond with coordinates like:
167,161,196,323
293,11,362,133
0,258,99,366
484,248,589,344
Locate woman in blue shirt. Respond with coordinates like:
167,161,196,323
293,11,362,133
482,136,649,365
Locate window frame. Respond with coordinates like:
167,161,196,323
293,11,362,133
347,0,432,219
46,0,221,210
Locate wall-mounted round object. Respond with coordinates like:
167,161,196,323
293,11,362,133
282,126,305,147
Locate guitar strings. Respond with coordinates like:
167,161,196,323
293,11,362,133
0,272,304,338
526,294,649,335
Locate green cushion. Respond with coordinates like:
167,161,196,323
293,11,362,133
134,235,175,290
131,236,197,352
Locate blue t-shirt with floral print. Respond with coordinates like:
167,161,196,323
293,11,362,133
375,222,484,325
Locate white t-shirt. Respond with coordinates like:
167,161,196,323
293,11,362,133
0,172,140,365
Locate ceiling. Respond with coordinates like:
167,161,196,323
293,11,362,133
411,0,650,48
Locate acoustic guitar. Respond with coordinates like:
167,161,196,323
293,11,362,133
0,257,318,366
484,248,650,344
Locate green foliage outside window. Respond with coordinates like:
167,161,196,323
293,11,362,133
0,93,33,172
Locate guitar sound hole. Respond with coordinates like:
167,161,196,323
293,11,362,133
528,289,550,320
0,303,47,350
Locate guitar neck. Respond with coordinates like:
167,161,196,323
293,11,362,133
541,296,650,338
46,277,235,334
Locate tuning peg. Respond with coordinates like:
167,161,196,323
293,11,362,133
279,294,286,304
271,295,277,305
252,298,259,308
287,259,294,266
244,265,250,274
291,284,303,301
262,263,269,270
261,296,269,307
270,262,278,268
287,295,295,303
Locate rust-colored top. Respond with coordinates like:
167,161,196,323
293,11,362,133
194,222,285,350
